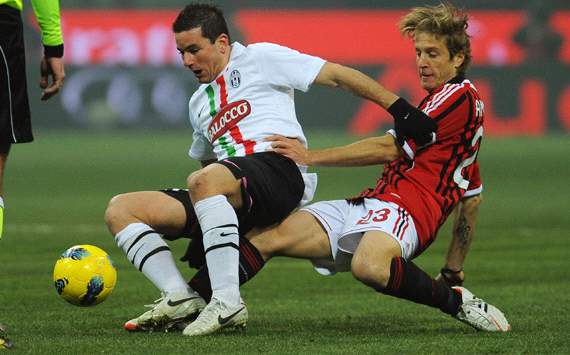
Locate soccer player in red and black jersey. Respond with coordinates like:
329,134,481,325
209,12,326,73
185,3,510,332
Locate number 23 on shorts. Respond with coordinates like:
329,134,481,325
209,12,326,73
356,208,391,225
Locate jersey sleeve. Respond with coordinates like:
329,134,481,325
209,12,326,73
250,43,326,92
187,103,216,161
464,162,483,197
31,0,64,47
386,129,417,160
189,130,216,161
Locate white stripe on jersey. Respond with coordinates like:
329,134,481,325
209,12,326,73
423,83,451,114
423,79,470,116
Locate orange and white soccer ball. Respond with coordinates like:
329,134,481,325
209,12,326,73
53,245,117,306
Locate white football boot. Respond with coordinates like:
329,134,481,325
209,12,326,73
182,297,248,336
452,287,511,332
124,291,206,332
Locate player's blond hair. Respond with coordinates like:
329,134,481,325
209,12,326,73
399,3,472,75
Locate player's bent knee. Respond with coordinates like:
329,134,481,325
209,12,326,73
187,164,239,200
186,170,201,190
104,193,136,235
187,169,215,196
351,256,391,290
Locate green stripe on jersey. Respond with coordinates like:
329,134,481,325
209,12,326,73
205,85,217,118
219,136,236,157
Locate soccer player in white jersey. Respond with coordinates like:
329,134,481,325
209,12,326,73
104,3,435,335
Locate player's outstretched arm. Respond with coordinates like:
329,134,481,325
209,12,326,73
314,62,399,110
435,194,482,286
266,134,401,167
314,62,436,146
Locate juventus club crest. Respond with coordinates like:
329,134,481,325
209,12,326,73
230,70,241,88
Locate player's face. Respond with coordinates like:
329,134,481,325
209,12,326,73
175,27,230,83
414,32,465,92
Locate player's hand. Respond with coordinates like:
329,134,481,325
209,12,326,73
40,56,65,101
394,113,436,148
388,98,436,147
435,268,464,287
265,135,311,165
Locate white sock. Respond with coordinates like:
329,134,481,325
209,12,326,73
0,197,4,208
115,223,190,295
194,195,240,306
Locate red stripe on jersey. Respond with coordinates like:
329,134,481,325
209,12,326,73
423,84,454,114
425,83,466,117
216,76,228,108
229,126,256,155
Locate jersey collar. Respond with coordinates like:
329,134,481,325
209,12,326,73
211,42,246,83
429,74,466,95
447,74,465,85
230,42,246,59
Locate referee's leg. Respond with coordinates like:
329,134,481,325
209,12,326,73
0,144,9,238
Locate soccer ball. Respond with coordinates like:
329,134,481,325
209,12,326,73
53,245,117,306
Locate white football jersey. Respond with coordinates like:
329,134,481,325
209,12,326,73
187,42,326,205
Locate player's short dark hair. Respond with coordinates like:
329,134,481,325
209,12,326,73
172,3,231,43
399,2,472,75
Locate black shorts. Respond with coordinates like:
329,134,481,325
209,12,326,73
161,151,305,240
0,5,33,145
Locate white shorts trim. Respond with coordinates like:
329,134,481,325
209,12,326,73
464,185,483,197
301,198,418,275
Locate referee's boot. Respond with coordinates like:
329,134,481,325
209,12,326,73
182,297,248,336
123,290,206,332
452,287,510,332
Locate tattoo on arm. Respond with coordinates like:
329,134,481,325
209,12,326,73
454,215,471,251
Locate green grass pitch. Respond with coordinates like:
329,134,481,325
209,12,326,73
1,131,569,353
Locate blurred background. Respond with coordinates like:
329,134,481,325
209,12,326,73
20,0,570,136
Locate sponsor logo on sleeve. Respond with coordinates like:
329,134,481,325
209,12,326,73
207,100,252,142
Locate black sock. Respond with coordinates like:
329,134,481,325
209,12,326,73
381,257,462,315
188,236,265,302
237,236,265,284
188,265,212,301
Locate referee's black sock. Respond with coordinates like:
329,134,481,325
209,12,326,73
380,257,462,316
189,236,265,302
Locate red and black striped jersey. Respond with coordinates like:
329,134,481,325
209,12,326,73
355,75,484,257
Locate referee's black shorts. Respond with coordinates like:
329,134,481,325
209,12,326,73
0,5,33,146
162,151,305,241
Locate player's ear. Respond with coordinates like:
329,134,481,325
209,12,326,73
453,52,465,71
216,34,230,53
